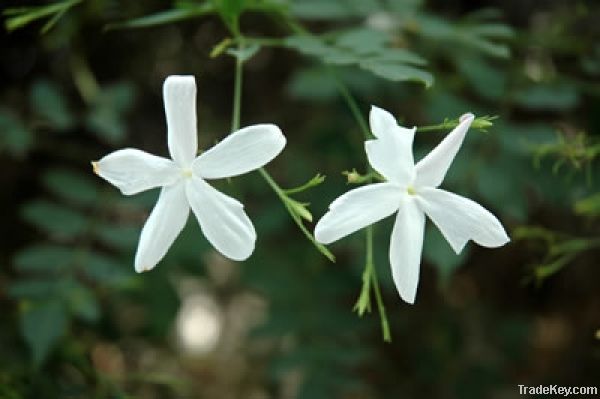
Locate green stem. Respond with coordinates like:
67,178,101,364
231,42,243,132
417,122,458,132
259,168,335,261
367,226,391,342
70,53,100,104
330,70,371,140
229,34,334,262
330,66,391,341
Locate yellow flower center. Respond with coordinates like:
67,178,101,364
407,186,416,195
182,168,193,178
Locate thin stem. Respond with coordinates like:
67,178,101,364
228,34,334,262
69,53,100,104
259,168,335,262
417,122,458,132
367,227,391,342
331,68,391,341
231,42,243,132
330,70,371,140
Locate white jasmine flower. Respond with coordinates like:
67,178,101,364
314,106,509,304
93,76,286,272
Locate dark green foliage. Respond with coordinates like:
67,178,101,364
1,0,599,397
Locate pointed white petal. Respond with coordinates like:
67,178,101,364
193,124,286,179
415,113,474,188
164,76,198,166
416,187,510,254
186,177,256,261
366,106,416,184
389,197,425,304
369,105,415,140
134,183,189,273
314,182,402,244
93,148,179,195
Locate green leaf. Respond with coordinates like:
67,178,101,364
43,169,99,206
14,244,74,273
0,108,33,157
105,4,215,30
287,68,338,100
322,48,361,65
226,43,261,62
455,56,505,100
468,23,515,39
514,83,579,111
9,279,65,299
94,224,140,252
211,0,245,29
333,28,389,55
370,48,427,66
360,61,434,87
457,31,510,58
83,253,133,286
290,0,379,20
574,192,600,216
284,35,331,57
22,200,88,238
3,0,81,32
20,300,68,366
30,80,74,130
85,83,136,143
66,282,100,323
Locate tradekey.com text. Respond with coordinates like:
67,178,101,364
518,384,598,396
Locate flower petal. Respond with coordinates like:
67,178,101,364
314,182,402,244
193,124,286,179
164,75,198,166
389,197,425,304
415,113,474,188
416,187,510,254
366,106,416,184
134,183,189,273
93,148,179,195
186,177,256,261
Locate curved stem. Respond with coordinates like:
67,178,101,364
228,35,334,262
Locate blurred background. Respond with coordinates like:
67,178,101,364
1,0,599,398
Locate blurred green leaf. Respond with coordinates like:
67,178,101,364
105,4,215,30
66,282,100,323
284,35,331,57
333,27,389,55
20,301,67,367
30,80,74,130
94,224,140,252
9,279,65,299
291,0,379,20
22,200,88,238
43,169,99,206
82,252,133,286
514,83,579,110
360,61,433,87
574,192,600,217
0,109,32,157
85,83,136,143
287,67,338,100
370,48,427,66
3,0,81,33
455,56,505,100
13,245,74,273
